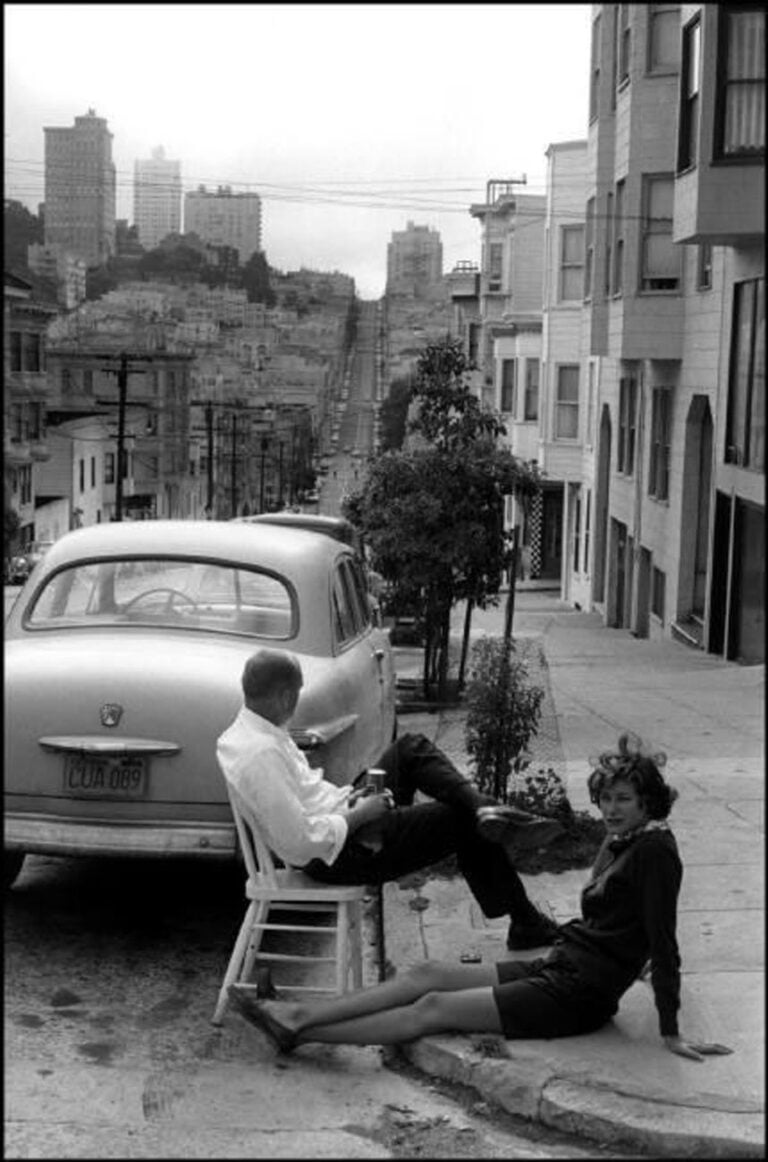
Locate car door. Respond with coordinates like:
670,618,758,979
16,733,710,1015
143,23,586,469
330,554,394,772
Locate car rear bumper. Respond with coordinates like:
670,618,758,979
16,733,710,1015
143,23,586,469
4,812,237,859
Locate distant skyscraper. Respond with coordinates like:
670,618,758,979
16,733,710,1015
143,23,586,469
386,221,443,295
133,146,182,250
43,109,116,267
184,186,262,262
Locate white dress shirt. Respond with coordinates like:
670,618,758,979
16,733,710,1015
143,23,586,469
216,705,351,867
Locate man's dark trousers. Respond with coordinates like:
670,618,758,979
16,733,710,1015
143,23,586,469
302,733,538,923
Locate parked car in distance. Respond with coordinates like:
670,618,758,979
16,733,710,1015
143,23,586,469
4,520,397,889
6,540,55,585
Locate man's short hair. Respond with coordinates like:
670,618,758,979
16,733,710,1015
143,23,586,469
242,649,302,702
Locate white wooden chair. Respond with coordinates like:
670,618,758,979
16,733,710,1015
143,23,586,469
212,783,368,1025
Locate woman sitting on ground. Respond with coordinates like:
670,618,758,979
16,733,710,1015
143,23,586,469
230,732,732,1063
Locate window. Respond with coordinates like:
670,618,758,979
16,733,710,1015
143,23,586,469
90,456,96,488
604,192,613,297
555,365,579,439
716,7,765,158
560,226,585,301
28,402,42,441
524,359,539,421
640,175,681,291
617,375,638,474
613,180,625,294
500,359,516,414
651,566,666,621
61,367,72,391
488,243,503,292
104,453,115,484
24,332,41,373
332,563,358,644
648,4,681,73
19,465,32,505
83,368,94,393
145,409,158,435
610,4,619,108
589,13,601,121
10,331,22,372
468,323,480,364
725,278,765,472
678,17,701,170
583,489,591,574
617,4,631,86
573,491,581,573
78,458,85,493
649,388,672,499
584,198,595,299
586,362,596,446
697,242,713,290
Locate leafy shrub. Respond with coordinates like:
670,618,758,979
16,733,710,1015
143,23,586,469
464,636,544,803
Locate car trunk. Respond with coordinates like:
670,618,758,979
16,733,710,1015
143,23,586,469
5,629,330,823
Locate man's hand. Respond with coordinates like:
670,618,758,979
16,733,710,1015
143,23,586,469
345,792,393,832
663,1035,733,1061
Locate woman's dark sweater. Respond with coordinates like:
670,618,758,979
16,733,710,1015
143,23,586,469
556,827,683,1036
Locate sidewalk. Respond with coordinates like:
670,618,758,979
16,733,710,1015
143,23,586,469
383,595,764,1158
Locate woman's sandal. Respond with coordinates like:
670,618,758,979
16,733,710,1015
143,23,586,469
228,986,298,1054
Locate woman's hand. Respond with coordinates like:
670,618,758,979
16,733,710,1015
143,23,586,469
663,1035,733,1061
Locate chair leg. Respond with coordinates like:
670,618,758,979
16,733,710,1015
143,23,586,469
349,902,363,990
211,899,264,1025
239,899,269,985
375,884,387,983
335,902,349,995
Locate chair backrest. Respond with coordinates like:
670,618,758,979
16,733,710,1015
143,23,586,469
226,782,281,889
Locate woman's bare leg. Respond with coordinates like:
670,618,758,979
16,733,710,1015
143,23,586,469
275,961,497,1034
276,985,503,1046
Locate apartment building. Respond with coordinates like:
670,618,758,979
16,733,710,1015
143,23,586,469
450,185,547,575
541,142,590,597
577,3,763,663
386,221,443,297
184,186,262,263
672,3,764,663
42,334,198,525
4,272,59,550
43,109,116,267
133,146,182,250
27,243,87,310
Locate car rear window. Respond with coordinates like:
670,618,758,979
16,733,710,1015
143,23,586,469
26,557,295,638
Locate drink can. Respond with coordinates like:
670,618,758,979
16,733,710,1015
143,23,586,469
366,768,387,794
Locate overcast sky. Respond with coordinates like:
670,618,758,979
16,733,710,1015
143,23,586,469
5,3,591,299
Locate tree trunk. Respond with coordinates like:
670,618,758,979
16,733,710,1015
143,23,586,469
436,607,451,700
458,599,473,691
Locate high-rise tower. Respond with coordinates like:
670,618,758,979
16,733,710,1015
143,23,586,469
43,109,116,267
133,146,182,250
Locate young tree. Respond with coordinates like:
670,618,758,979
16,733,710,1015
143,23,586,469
344,336,539,700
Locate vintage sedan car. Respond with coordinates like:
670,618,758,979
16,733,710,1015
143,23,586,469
4,520,397,888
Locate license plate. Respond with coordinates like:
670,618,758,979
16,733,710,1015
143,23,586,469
62,754,149,799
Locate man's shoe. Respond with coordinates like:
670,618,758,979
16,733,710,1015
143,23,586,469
506,912,560,950
476,805,564,851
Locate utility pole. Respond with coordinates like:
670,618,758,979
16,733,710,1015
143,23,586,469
230,411,238,517
206,401,214,515
114,353,128,522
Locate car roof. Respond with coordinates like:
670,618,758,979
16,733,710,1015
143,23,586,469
40,519,350,572
234,512,361,549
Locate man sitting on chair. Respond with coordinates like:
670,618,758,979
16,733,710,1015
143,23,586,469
216,649,561,960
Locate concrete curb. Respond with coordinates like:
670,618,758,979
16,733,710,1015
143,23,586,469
400,1037,765,1158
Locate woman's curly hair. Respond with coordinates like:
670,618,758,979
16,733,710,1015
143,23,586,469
587,732,678,819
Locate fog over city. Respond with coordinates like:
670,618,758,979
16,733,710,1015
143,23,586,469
5,3,591,297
